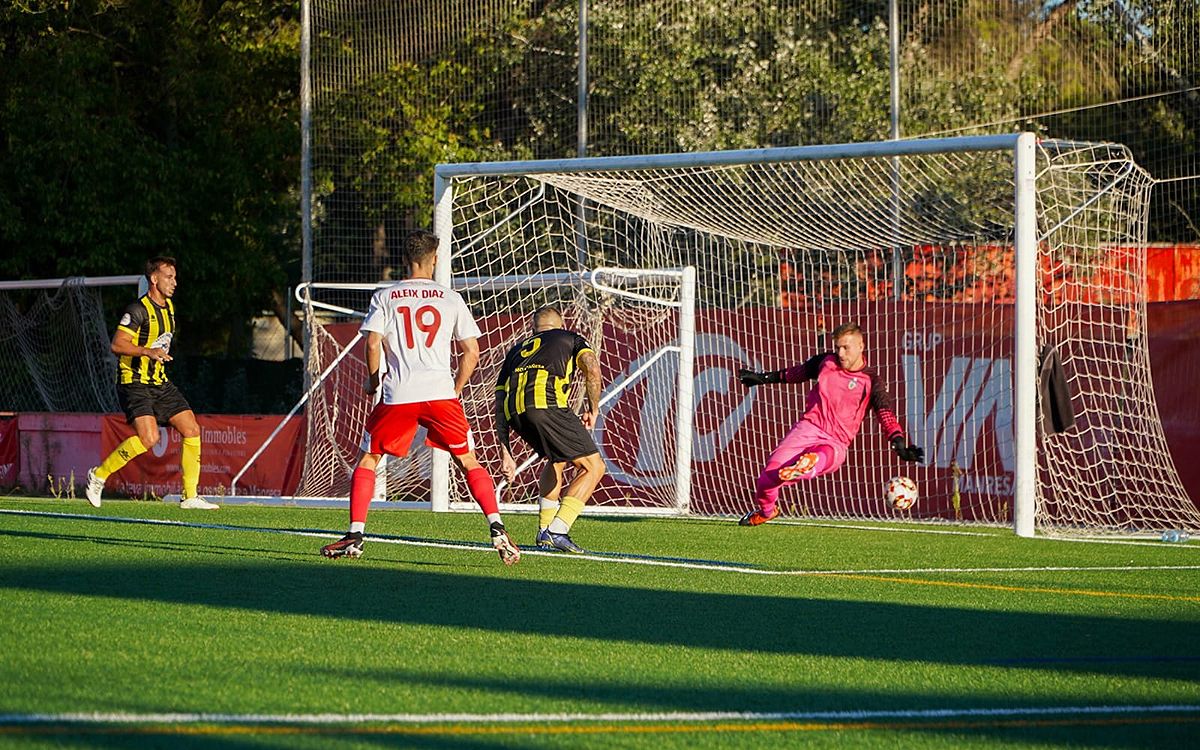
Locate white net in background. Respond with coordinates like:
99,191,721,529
294,260,689,510
1033,142,1199,535
417,138,1194,535
0,280,121,413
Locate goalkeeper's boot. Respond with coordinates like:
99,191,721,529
321,532,364,559
85,467,104,508
777,452,819,482
180,496,220,510
547,531,585,554
490,522,521,566
535,528,555,549
738,507,779,526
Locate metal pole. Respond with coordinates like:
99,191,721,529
889,0,904,300
574,0,590,281
577,0,588,158
299,0,314,388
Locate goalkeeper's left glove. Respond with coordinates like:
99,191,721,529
738,368,783,387
891,436,925,463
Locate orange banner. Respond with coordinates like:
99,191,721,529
99,414,305,498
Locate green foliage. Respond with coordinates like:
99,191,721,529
0,1,302,355
312,57,508,282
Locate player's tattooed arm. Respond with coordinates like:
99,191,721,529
579,349,602,429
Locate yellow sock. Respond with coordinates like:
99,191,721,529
538,497,560,529
96,436,147,479
549,495,586,533
181,436,201,499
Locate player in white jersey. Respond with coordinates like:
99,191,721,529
321,230,520,565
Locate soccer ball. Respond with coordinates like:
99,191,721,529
886,476,918,510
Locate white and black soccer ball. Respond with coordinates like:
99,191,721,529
886,476,918,510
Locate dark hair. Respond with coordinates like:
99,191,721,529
831,322,864,340
402,230,439,267
145,256,177,280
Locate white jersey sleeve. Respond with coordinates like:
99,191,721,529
452,294,483,341
360,279,481,405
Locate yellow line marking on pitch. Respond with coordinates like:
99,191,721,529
832,574,1200,603
4,715,1199,736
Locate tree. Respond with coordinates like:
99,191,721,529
0,1,302,354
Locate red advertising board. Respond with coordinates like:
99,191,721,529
322,299,1198,515
99,415,305,498
0,415,18,489
583,303,1022,518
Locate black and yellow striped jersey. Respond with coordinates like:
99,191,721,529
115,295,176,386
495,329,593,418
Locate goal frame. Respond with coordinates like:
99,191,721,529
434,133,1041,536
226,266,697,516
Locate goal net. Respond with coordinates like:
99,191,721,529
0,276,141,413
417,134,1195,536
285,264,695,514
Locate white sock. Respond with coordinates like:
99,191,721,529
349,522,365,534
486,512,502,526
548,517,569,534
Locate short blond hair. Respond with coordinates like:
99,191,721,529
831,322,864,341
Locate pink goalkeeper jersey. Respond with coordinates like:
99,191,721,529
360,278,482,405
781,353,904,446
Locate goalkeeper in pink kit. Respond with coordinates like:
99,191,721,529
737,323,924,526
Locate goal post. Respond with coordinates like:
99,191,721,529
0,275,143,414
236,263,696,516
428,133,1197,537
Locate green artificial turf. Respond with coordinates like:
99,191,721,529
0,497,1197,748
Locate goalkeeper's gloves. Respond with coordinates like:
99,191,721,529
738,368,783,387
891,436,925,463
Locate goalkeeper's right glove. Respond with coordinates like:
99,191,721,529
891,436,925,463
738,368,783,387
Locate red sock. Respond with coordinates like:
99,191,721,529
465,467,499,517
350,467,375,525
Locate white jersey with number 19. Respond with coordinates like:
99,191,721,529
360,278,482,405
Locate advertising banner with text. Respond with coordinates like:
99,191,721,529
100,415,305,498
327,301,1197,514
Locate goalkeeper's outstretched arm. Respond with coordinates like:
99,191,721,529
868,372,925,463
738,354,826,387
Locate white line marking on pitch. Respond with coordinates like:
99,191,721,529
771,520,995,536
1,704,1198,726
1,508,1197,578
1042,535,1200,549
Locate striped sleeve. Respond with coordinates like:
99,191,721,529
781,353,827,384
115,301,147,338
868,369,905,441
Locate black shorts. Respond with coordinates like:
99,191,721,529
117,381,193,426
511,408,599,463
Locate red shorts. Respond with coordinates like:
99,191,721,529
363,399,474,457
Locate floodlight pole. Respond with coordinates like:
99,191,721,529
299,0,314,392
889,0,904,300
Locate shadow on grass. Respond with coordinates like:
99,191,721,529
8,729,527,750
330,667,1198,750
1,559,1195,683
